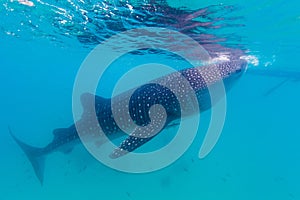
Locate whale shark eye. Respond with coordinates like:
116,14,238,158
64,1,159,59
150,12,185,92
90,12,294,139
236,68,242,73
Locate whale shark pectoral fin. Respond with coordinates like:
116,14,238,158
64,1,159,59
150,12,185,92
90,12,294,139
109,126,158,159
110,108,168,159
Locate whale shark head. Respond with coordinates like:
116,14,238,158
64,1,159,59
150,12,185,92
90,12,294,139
215,58,248,89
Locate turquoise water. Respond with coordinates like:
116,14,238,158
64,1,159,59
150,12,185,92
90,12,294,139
1,0,300,199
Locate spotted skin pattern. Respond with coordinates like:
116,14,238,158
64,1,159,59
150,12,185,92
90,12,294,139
82,59,247,158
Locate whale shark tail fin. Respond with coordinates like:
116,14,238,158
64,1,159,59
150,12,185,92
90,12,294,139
9,127,46,185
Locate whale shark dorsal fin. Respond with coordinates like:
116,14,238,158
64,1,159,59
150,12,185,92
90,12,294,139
80,93,108,115
80,93,96,113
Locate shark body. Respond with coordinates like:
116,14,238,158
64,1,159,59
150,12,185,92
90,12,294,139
10,59,247,184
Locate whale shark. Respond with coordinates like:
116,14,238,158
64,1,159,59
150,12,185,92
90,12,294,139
10,58,247,184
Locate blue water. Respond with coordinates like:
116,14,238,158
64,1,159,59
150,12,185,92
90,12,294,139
1,0,300,199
